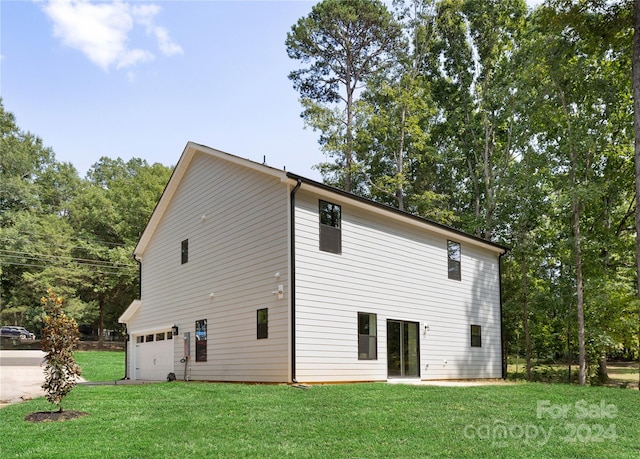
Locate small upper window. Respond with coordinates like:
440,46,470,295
447,240,461,281
257,308,268,339
181,239,189,264
471,325,481,347
319,200,341,254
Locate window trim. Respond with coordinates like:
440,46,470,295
181,239,189,264
471,324,482,347
257,308,268,339
447,240,461,281
319,200,342,254
195,319,207,362
357,312,378,360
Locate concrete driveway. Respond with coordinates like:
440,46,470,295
0,350,47,407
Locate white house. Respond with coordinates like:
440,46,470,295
119,142,507,383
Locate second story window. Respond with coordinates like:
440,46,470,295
447,240,461,281
181,239,189,264
319,200,341,254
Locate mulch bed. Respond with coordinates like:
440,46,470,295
24,410,89,423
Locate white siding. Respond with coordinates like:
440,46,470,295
131,151,290,382
293,189,502,383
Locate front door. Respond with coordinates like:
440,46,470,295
387,320,420,378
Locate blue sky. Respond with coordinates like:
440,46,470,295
1,0,324,179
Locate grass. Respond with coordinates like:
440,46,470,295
74,350,125,382
0,353,638,458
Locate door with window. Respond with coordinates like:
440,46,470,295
387,320,420,378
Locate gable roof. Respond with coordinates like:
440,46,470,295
134,141,507,258
134,142,288,257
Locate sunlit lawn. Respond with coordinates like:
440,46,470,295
1,353,638,458
74,350,125,382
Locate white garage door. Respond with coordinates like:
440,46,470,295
135,331,174,380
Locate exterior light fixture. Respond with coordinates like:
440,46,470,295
172,324,179,336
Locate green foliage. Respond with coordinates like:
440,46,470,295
286,0,402,191
40,288,82,412
0,100,172,337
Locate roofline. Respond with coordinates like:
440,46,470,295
134,141,507,257
134,142,288,257
285,172,508,254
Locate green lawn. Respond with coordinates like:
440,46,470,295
74,350,125,382
1,356,639,459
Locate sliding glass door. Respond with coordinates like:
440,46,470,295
387,320,420,378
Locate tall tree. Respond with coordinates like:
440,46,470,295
430,0,527,239
286,0,402,192
70,157,172,343
357,0,454,223
634,0,640,391
521,1,633,384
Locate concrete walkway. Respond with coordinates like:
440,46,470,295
0,350,48,407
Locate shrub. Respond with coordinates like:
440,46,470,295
40,288,82,412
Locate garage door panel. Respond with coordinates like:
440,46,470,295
135,334,174,380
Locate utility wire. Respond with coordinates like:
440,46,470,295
0,249,134,268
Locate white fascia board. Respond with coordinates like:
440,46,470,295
119,299,141,324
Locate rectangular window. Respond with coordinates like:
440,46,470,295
448,240,461,281
136,336,144,344
167,332,173,340
471,325,482,347
195,319,207,362
319,200,342,254
156,332,165,341
181,239,189,264
257,308,268,339
358,312,377,360
145,334,154,343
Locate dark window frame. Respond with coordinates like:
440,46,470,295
358,312,378,360
447,240,461,281
319,200,342,254
471,324,482,347
257,308,268,339
195,319,207,362
181,239,189,264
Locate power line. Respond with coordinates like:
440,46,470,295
0,260,134,276
0,229,130,249
0,249,135,269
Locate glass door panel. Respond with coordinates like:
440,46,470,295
387,320,420,378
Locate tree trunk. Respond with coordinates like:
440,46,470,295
597,356,609,384
572,197,587,386
98,296,105,349
522,241,532,380
396,104,406,211
633,0,640,391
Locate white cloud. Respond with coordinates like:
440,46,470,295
40,0,182,71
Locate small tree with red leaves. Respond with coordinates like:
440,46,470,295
41,288,82,412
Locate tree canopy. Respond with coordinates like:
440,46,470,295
0,99,172,341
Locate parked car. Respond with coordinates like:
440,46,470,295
0,326,35,340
